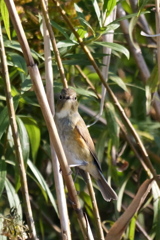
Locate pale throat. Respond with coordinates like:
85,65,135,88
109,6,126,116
56,101,73,119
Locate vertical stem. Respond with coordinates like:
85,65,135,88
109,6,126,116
86,173,105,240
155,0,160,93
43,10,71,239
0,22,37,240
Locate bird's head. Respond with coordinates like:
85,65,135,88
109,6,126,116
56,88,78,118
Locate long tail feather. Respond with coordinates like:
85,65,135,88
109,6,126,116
96,171,117,201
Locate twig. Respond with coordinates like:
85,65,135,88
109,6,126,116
30,197,61,234
0,21,38,240
155,0,160,92
117,4,150,83
86,173,105,240
40,0,68,89
42,11,71,239
5,0,94,238
52,0,160,187
75,65,101,99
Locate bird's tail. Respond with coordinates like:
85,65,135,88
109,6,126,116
96,171,117,201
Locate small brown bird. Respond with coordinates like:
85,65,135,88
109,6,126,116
55,88,117,201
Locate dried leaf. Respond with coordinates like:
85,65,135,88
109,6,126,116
106,178,153,240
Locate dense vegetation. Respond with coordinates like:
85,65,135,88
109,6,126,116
0,0,160,239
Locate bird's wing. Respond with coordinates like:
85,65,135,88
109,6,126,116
75,117,102,171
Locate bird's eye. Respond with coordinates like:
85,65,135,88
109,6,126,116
75,97,77,100
59,95,62,99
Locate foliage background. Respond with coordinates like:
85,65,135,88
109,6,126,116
0,0,160,239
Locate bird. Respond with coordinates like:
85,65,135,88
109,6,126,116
55,88,117,201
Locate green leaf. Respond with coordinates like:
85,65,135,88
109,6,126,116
71,87,97,98
27,159,58,215
106,0,116,17
109,73,128,92
111,11,149,25
97,24,119,35
62,59,91,65
117,172,132,212
105,102,119,148
74,4,95,36
20,116,40,162
16,116,30,164
96,130,108,162
147,65,158,92
94,41,130,59
128,216,136,240
151,181,160,240
0,0,11,40
51,20,69,39
91,0,102,27
7,52,27,82
0,159,6,197
129,16,139,50
57,40,78,48
0,97,19,140
4,40,44,62
5,178,22,220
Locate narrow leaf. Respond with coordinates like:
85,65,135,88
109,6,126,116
105,102,119,149
106,0,116,17
20,116,40,162
106,179,153,240
109,73,128,92
57,40,78,48
16,116,30,164
51,20,69,39
27,159,58,215
0,0,11,40
0,159,6,197
0,97,19,140
5,178,22,220
91,0,102,27
94,41,130,59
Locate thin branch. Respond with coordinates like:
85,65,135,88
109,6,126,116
75,65,101,99
0,21,38,240
5,0,94,238
52,0,160,187
155,0,160,91
40,0,68,89
86,173,105,240
42,12,71,239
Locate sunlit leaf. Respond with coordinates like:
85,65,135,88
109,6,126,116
20,116,40,162
71,87,97,98
57,40,78,48
94,41,129,59
106,0,116,17
109,73,128,92
16,116,30,164
129,16,139,50
27,160,58,215
147,65,158,93
128,216,136,240
0,159,6,197
74,4,95,35
0,0,11,40
91,0,102,27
